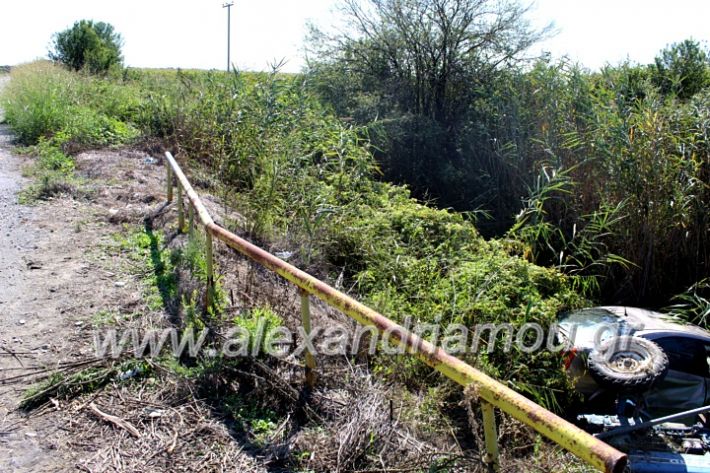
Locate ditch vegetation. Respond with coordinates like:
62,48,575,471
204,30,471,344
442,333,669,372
1,43,708,471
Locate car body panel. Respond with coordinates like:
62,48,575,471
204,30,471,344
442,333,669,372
628,451,710,472
644,369,708,419
560,306,710,350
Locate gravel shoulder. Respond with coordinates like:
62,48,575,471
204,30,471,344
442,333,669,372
0,125,76,471
0,75,186,470
0,73,73,472
0,123,144,470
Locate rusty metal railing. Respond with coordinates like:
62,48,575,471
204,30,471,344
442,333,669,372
163,151,627,473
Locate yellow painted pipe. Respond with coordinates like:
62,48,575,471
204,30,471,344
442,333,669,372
207,222,626,473
481,401,500,472
164,152,213,226
162,152,627,473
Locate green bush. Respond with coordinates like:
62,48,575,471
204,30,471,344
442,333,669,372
652,39,710,99
232,306,285,356
49,20,123,74
140,67,584,408
310,36,710,308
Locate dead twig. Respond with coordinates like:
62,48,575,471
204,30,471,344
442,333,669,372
88,402,141,438
0,345,26,367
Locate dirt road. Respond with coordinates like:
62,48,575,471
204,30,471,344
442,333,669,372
0,129,70,470
0,75,120,472
0,74,58,471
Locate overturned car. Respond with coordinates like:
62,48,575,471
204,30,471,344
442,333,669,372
559,306,710,472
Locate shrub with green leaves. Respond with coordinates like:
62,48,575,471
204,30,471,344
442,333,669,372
652,39,710,99
49,20,123,74
232,306,285,356
134,67,584,409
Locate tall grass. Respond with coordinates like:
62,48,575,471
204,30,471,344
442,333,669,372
467,60,710,307
2,61,140,146
2,62,141,200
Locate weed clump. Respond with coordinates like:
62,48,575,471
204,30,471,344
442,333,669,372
2,61,140,202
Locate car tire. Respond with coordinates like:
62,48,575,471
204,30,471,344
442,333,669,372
588,336,668,392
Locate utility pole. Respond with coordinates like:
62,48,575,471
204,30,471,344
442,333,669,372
222,2,234,72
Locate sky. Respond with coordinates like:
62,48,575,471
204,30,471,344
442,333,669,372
1,1,709,73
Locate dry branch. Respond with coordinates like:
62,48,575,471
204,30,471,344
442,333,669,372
89,402,141,438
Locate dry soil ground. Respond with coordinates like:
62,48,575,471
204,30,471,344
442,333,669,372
0,72,82,470
0,140,158,471
0,76,253,468
0,105,81,470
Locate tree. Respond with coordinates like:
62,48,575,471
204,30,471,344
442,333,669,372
309,0,548,124
652,39,710,99
306,0,550,209
49,20,123,74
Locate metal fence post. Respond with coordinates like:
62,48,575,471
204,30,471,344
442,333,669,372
481,401,500,472
177,184,184,233
205,228,215,310
166,164,173,202
299,289,316,388
188,203,195,237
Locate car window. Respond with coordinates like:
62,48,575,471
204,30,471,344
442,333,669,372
653,337,710,378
